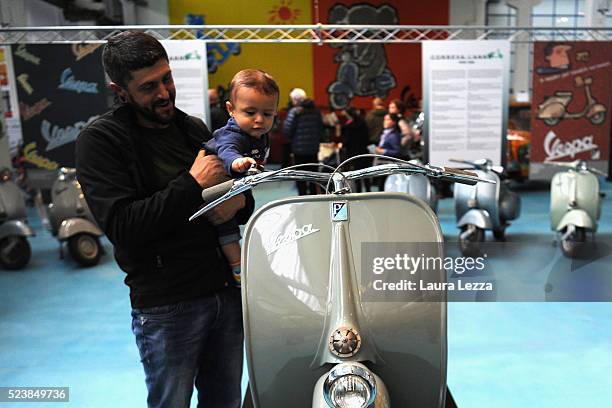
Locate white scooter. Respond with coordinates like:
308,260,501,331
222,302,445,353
0,168,34,270
192,155,491,407
546,160,606,258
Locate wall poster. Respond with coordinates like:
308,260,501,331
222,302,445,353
530,41,611,180
422,40,511,167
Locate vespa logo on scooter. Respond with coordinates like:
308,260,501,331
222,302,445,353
331,202,349,222
269,224,321,254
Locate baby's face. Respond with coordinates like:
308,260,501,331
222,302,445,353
227,87,277,138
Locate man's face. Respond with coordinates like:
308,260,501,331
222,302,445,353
226,87,277,139
115,59,176,128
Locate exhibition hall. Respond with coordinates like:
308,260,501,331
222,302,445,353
0,0,611,407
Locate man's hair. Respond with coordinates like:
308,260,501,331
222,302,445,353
289,88,307,105
228,69,280,103
372,97,385,109
390,98,405,114
102,31,169,88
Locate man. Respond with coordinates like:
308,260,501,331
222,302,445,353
282,88,324,195
208,88,230,132
75,31,253,408
365,96,387,145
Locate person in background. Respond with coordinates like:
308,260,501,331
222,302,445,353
364,97,387,145
76,31,253,408
340,107,371,192
208,88,230,132
375,113,402,190
375,113,402,158
388,98,411,138
283,88,324,195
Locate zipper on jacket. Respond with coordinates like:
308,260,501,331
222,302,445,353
155,254,164,268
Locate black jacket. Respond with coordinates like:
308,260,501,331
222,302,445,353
282,99,324,156
75,104,254,308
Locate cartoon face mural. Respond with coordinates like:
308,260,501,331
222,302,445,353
326,3,398,109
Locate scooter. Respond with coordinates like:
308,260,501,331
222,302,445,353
537,75,607,127
191,156,491,407
452,159,521,256
384,160,438,212
546,160,606,258
0,167,34,270
47,167,103,267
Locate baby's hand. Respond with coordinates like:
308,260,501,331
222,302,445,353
231,157,257,173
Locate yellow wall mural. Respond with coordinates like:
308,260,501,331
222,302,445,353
168,0,314,105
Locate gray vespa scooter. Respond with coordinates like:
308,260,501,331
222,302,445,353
452,159,521,256
47,167,103,266
192,157,491,408
0,168,34,270
384,161,438,212
547,160,606,258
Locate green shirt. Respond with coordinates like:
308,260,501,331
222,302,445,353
137,123,195,191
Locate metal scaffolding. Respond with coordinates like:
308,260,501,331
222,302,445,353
1,25,611,44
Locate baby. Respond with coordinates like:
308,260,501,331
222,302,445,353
205,69,279,287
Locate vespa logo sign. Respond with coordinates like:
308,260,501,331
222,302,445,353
268,224,320,254
331,202,348,222
544,131,599,161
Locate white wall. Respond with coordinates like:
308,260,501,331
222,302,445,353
450,0,487,26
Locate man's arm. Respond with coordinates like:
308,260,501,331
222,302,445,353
76,127,226,249
282,108,298,139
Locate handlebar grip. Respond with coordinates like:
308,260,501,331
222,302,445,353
201,179,235,203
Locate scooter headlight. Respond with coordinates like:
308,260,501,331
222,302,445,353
323,363,376,408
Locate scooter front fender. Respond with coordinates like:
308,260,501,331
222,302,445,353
57,218,103,241
556,209,595,232
0,220,34,239
457,209,492,230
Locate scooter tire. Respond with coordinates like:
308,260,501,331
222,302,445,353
68,233,101,267
493,227,506,241
459,226,484,257
589,112,606,125
560,227,586,258
0,236,31,270
543,117,560,127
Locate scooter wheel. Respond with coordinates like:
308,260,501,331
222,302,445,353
493,227,506,241
0,236,31,270
68,233,101,267
560,227,586,258
543,117,560,126
589,112,606,125
459,226,484,257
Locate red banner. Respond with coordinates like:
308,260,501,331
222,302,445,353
312,0,448,111
530,41,612,179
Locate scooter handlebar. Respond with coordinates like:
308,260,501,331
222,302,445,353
201,179,235,203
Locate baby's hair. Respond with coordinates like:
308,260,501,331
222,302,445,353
228,69,279,103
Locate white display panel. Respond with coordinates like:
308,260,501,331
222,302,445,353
161,40,210,127
422,40,510,167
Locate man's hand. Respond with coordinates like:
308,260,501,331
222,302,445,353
205,194,246,225
189,151,229,188
231,157,257,173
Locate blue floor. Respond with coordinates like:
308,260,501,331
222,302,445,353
0,178,611,407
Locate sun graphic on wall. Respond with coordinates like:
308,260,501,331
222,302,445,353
268,0,301,24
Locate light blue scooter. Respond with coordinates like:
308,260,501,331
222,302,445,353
452,159,521,256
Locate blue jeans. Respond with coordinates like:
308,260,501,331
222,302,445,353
131,287,243,408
